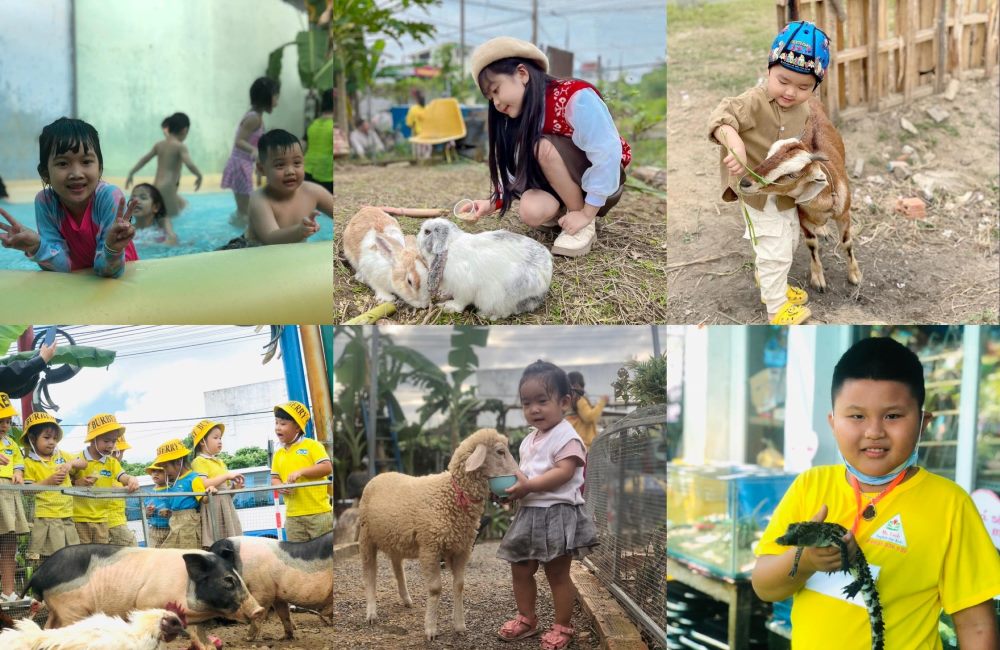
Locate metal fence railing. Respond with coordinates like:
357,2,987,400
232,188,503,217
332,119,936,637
583,404,668,648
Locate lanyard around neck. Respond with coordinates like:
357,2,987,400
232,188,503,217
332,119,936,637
849,470,908,535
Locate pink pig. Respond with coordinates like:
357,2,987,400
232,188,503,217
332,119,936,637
25,541,265,650
210,532,332,641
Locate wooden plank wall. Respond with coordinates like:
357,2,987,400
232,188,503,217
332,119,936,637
774,0,999,120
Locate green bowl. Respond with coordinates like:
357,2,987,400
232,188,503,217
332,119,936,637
488,474,517,496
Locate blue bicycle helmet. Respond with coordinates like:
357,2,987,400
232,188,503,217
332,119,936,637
769,21,831,84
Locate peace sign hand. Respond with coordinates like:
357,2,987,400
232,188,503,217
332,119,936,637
0,207,41,256
104,197,137,254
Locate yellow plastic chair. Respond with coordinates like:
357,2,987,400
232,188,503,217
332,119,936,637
409,98,467,163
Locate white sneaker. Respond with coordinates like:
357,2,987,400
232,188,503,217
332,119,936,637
1,592,21,602
551,222,596,257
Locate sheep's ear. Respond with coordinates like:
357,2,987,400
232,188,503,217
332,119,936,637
809,152,829,163
465,444,487,472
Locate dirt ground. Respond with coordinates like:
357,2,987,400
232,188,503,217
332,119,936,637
331,541,600,649
187,611,333,649
333,161,667,324
666,1,1000,324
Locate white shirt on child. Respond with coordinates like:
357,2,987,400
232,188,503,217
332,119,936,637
518,419,586,507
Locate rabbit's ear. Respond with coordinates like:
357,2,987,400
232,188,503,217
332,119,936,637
429,226,450,255
375,234,400,258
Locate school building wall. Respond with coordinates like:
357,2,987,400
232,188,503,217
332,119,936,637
76,0,310,178
0,0,309,182
0,0,74,180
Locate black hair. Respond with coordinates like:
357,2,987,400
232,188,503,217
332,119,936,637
132,183,167,222
37,118,103,180
831,337,925,409
275,408,301,429
250,77,280,109
567,371,585,388
412,89,426,106
354,117,367,129
26,422,61,443
320,89,334,113
519,359,571,400
477,58,558,217
257,129,301,162
165,112,190,135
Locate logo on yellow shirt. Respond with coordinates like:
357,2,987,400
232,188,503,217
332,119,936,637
296,449,309,456
99,469,112,478
871,514,907,549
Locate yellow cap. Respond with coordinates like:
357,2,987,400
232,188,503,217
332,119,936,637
153,439,190,465
190,419,225,448
23,412,62,439
86,413,125,442
0,393,15,420
145,463,164,474
275,401,310,431
115,437,132,451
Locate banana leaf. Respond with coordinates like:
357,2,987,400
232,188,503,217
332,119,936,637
296,28,333,91
0,345,116,368
0,326,28,356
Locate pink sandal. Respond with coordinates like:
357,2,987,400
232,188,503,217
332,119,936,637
540,624,575,650
498,613,539,641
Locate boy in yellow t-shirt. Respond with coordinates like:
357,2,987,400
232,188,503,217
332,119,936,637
270,401,332,542
752,337,1000,649
69,414,140,544
21,411,86,565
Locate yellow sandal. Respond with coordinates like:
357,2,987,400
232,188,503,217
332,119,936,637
762,285,809,306
769,302,812,325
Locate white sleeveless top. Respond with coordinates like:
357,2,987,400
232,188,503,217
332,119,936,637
518,419,585,507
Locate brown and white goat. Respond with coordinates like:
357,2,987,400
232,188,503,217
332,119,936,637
739,98,861,291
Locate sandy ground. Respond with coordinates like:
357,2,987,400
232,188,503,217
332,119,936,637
331,540,600,649
194,611,333,650
666,2,1000,325
333,161,667,325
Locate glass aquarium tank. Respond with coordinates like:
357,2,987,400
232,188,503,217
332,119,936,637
667,464,797,578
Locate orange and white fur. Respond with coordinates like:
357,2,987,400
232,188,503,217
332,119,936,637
0,606,187,649
343,207,430,308
739,98,861,291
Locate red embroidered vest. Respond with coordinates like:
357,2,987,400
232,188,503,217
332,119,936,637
544,78,631,168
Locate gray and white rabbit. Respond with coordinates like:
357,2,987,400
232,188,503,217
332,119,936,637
343,207,430,308
416,218,552,320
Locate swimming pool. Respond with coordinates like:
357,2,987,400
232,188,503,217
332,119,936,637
0,191,333,271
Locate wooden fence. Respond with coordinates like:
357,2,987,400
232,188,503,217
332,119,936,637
776,0,1000,119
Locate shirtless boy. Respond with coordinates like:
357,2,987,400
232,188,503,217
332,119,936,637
220,129,333,248
125,112,203,216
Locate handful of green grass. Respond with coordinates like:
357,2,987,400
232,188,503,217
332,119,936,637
720,132,764,246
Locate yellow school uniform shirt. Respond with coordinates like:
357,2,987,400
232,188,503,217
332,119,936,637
0,435,25,479
108,478,128,528
756,465,1000,650
70,447,126,523
271,436,331,517
192,455,231,486
23,450,75,519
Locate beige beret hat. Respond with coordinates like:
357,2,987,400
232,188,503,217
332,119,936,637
470,36,549,81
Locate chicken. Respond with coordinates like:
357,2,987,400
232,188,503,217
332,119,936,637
0,604,188,649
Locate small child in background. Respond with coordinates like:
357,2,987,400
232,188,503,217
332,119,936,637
155,439,213,549
565,371,607,450
496,361,598,649
218,130,333,249
129,183,178,246
221,77,281,225
189,420,244,548
0,118,138,278
143,464,170,548
303,89,334,194
270,401,332,542
125,112,203,217
70,414,140,544
21,411,86,568
0,393,29,602
107,437,137,547
405,89,431,160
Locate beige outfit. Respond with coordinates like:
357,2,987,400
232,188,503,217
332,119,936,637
109,524,137,546
285,511,334,542
161,509,202,549
75,521,110,544
0,478,29,535
27,518,79,559
706,85,811,311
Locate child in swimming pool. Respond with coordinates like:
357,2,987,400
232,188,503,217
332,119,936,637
0,118,138,278
459,37,631,258
221,77,281,226
125,112,203,218
218,129,333,248
129,183,177,246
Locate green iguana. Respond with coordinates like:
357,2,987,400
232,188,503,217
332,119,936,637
776,521,884,650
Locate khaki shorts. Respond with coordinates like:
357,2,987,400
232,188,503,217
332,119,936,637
534,134,627,217
75,521,110,544
147,526,170,548
109,524,137,547
27,518,80,559
161,509,202,549
285,511,334,542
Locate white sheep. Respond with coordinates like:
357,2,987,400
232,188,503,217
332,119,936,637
358,428,519,641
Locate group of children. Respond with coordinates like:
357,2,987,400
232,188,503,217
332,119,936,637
0,394,333,601
0,76,333,276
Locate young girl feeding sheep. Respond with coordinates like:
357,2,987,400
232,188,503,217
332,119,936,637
497,360,598,649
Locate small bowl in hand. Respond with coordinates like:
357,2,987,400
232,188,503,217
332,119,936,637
488,474,517,497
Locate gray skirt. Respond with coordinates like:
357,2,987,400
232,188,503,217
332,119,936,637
497,503,598,564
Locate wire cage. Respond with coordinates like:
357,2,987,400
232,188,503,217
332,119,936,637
583,404,668,648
